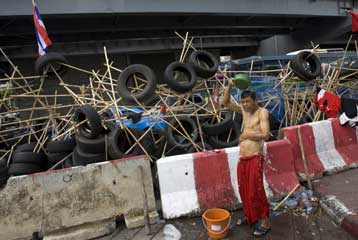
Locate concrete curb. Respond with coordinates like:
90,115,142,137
318,193,358,239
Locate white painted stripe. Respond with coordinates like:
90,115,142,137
310,120,347,171
224,146,241,203
157,154,199,219
160,190,199,219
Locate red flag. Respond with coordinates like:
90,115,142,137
349,10,358,33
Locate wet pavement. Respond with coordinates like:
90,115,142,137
99,208,356,240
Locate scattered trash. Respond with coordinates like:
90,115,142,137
300,191,313,213
163,224,182,240
271,211,283,217
270,187,319,217
285,198,298,207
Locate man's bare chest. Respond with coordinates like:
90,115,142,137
242,111,261,130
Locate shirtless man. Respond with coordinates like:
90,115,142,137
222,78,271,237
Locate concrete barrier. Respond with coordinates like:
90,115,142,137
331,118,358,168
157,141,300,219
284,119,353,181
0,155,158,240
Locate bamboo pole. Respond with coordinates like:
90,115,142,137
175,31,197,51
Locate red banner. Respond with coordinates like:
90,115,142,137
351,11,358,33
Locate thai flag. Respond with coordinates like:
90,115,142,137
33,0,52,56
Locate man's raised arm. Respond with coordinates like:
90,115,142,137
221,79,242,113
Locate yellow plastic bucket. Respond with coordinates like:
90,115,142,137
202,208,231,239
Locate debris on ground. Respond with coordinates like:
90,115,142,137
271,187,320,218
162,224,182,240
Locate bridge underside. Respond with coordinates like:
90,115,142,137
0,0,356,58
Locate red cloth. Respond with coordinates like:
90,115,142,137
351,12,358,33
237,154,270,225
160,103,167,115
313,89,341,118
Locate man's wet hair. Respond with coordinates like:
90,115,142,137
241,90,257,100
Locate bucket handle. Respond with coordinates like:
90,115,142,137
201,215,232,235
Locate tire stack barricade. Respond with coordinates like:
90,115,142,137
0,49,283,190
73,105,106,166
46,138,76,169
9,143,47,176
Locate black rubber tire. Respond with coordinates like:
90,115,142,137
188,142,213,153
165,146,187,157
0,175,9,186
72,146,106,166
341,96,358,118
0,158,7,169
189,50,219,78
208,127,239,149
47,152,69,165
268,130,279,141
0,166,9,177
117,64,157,104
63,158,74,168
232,112,243,135
35,52,68,77
190,93,206,106
202,111,234,136
76,134,105,154
107,127,152,160
165,116,199,149
164,62,197,93
269,113,281,131
146,127,166,160
14,142,37,153
46,138,76,153
12,152,47,167
291,51,321,81
74,105,103,139
8,163,44,176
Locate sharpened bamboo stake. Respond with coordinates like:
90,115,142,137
179,32,189,62
158,95,199,148
175,31,197,51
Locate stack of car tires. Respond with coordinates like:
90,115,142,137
46,138,76,169
9,143,47,176
73,105,106,166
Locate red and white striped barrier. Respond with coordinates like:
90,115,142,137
157,140,299,219
284,119,358,181
331,118,358,168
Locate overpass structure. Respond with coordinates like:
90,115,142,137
0,0,356,59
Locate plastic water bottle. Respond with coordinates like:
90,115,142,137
300,192,313,213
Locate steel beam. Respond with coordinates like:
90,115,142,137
2,36,259,59
0,0,348,17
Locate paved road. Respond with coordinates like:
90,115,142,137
100,208,355,240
